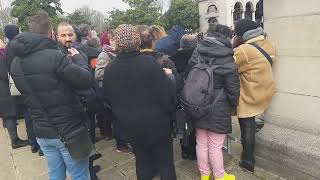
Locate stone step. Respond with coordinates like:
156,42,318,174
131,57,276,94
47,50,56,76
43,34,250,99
255,123,320,179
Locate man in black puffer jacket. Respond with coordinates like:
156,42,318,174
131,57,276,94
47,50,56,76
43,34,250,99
8,12,93,180
56,21,102,180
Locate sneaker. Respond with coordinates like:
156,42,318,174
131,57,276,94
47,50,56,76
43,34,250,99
116,145,132,153
11,138,29,149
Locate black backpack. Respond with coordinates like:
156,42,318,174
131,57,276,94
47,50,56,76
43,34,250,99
181,59,223,119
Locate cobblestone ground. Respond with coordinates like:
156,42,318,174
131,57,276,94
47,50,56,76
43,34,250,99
0,119,286,180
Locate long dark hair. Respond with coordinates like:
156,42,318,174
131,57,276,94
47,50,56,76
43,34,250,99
207,24,232,39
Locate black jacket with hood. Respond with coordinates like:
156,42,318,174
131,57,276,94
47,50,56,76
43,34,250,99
0,48,17,117
189,35,240,134
8,32,93,138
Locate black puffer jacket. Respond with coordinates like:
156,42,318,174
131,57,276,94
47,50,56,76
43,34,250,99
0,48,16,117
9,32,93,138
189,35,240,134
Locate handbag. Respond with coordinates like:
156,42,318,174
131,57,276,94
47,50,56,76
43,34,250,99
8,73,21,96
60,124,95,161
15,58,95,161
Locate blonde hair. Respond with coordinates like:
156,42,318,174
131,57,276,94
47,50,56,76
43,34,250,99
0,39,6,48
150,25,166,41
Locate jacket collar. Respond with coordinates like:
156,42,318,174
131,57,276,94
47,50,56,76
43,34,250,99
118,50,140,58
140,49,154,53
245,35,265,44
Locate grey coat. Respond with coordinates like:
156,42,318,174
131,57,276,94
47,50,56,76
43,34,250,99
188,36,240,134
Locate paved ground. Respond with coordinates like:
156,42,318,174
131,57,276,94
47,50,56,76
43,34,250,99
0,118,286,180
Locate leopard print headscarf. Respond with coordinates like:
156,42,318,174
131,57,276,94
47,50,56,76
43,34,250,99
115,24,141,51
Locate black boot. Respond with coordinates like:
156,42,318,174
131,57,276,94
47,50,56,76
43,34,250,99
38,149,44,156
91,153,102,160
90,173,99,180
11,138,29,149
31,146,38,153
93,165,101,173
239,160,254,173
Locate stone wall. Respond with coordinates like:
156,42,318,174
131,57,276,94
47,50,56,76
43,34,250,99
256,0,320,179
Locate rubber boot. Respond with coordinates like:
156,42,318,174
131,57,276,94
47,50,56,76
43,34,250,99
215,172,236,180
200,174,210,180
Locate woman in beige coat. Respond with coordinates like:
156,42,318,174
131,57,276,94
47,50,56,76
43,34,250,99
233,19,276,173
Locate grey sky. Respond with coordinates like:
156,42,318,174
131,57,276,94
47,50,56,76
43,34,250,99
60,0,130,14
60,0,170,15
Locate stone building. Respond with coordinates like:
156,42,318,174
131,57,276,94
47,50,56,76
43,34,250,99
256,0,320,179
198,0,261,32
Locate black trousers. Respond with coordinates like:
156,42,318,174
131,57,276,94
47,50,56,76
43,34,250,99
180,129,196,158
4,117,18,140
113,116,130,148
131,140,177,180
87,112,97,178
239,117,256,166
96,108,113,137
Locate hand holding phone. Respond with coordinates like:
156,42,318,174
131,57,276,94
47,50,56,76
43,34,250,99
68,48,80,57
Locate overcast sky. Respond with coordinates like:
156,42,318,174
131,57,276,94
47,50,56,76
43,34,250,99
60,0,130,14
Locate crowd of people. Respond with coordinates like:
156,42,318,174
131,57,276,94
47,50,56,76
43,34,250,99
0,11,275,180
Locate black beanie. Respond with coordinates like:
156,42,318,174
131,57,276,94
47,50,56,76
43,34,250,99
235,19,259,38
4,25,20,40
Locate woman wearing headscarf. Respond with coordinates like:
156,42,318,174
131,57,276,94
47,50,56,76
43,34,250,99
102,24,177,180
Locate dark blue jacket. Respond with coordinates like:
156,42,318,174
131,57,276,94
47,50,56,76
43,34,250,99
155,25,186,56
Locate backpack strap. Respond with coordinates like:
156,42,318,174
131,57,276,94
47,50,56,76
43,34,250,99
249,42,273,66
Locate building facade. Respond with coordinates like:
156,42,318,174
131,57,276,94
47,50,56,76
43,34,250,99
256,0,320,178
198,0,261,32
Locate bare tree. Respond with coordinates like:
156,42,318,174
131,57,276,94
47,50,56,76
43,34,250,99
0,0,16,30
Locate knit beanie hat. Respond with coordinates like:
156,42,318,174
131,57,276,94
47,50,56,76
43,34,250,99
234,19,259,38
4,25,20,40
115,24,141,51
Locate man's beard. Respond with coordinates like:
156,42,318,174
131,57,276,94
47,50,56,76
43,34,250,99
65,41,73,48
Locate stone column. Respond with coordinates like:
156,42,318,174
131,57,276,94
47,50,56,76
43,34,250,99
252,10,256,21
241,10,245,19
230,9,234,28
256,0,320,179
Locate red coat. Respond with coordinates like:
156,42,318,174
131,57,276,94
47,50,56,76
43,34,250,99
100,32,110,46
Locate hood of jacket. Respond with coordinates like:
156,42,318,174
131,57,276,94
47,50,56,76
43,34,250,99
8,32,58,57
167,25,186,43
197,36,233,58
242,27,265,42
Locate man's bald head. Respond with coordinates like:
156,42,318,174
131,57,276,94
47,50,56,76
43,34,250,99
56,22,76,48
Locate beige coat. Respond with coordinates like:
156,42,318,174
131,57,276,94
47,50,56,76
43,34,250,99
234,35,276,118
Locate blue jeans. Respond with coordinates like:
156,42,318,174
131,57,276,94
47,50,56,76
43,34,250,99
36,138,90,180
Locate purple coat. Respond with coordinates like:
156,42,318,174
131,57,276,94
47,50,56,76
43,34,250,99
0,48,5,57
